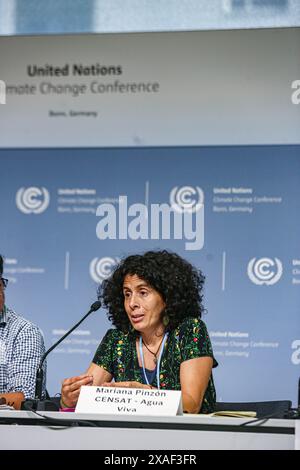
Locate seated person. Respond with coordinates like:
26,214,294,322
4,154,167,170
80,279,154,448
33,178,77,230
61,250,218,414
0,254,46,408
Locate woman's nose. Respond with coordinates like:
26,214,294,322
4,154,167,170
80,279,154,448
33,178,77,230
129,292,139,309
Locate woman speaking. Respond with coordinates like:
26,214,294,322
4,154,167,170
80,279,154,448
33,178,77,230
61,250,217,414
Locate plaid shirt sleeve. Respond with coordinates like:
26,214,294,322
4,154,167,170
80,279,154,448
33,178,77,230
7,322,46,399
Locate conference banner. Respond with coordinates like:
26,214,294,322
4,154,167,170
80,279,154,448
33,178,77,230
0,30,299,404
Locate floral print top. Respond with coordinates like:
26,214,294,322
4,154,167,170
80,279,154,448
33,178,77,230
93,317,218,413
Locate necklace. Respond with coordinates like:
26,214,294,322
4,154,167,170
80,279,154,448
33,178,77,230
142,336,164,364
139,333,168,388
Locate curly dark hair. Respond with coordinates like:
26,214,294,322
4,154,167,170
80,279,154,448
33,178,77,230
100,250,205,332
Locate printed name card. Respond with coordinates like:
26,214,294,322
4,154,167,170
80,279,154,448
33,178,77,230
75,386,183,416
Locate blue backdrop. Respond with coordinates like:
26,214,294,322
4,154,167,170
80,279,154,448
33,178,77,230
1,145,299,404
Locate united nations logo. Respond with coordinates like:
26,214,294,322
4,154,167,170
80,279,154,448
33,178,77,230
170,186,204,213
16,187,50,214
247,257,283,285
89,257,119,283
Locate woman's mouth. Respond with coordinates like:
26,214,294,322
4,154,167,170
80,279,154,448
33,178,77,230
131,314,144,324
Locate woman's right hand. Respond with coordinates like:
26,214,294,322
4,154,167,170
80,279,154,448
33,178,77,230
61,374,94,408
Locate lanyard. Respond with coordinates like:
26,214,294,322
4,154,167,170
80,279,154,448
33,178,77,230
139,332,168,389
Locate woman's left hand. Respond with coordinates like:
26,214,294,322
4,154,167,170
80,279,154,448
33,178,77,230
102,381,151,389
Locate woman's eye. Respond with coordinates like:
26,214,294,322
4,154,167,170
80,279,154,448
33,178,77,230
140,291,148,296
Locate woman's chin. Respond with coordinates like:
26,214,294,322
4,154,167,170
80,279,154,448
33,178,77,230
130,321,149,334
131,323,144,332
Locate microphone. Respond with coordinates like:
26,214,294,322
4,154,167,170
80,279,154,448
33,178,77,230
24,300,101,411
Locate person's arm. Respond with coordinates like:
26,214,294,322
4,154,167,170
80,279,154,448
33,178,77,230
61,329,117,408
102,381,151,389
8,323,45,399
0,392,24,410
102,358,213,401
180,356,213,413
61,363,113,408
177,318,216,413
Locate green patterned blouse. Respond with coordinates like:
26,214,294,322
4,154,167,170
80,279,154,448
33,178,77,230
93,317,218,413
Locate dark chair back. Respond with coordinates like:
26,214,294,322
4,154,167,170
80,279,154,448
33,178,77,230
215,400,292,419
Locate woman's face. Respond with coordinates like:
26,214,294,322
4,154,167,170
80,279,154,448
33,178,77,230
123,274,166,334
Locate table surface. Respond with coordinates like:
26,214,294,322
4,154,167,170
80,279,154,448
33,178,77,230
0,410,296,450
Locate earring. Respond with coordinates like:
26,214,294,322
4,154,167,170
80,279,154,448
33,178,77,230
162,315,169,327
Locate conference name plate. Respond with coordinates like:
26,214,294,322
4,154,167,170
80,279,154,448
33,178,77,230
75,385,183,416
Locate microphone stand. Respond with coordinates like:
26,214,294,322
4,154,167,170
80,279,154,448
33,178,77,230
23,300,101,411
